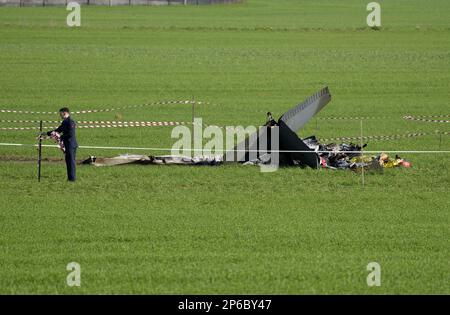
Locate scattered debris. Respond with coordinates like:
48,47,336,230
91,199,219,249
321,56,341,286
81,154,223,167
303,136,364,169
378,153,412,168
79,87,412,171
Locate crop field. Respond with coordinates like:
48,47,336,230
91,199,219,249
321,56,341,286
0,0,449,294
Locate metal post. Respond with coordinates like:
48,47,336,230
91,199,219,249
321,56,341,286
360,120,365,187
38,120,43,182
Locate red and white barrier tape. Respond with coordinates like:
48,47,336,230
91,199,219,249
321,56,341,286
318,116,394,120
0,99,205,115
319,132,428,142
0,121,189,131
76,121,188,128
403,115,450,123
317,114,450,122
1,120,188,125
0,126,55,131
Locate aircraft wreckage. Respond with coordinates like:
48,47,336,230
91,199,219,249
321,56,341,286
81,87,411,170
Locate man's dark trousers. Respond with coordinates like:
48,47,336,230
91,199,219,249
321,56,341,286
65,145,77,181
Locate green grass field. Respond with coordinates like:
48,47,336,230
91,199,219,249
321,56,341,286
0,0,449,294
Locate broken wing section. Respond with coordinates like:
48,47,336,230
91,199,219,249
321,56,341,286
279,86,331,133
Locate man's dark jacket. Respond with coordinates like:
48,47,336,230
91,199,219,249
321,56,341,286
48,117,78,148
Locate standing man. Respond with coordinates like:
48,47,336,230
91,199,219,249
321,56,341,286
46,107,78,182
